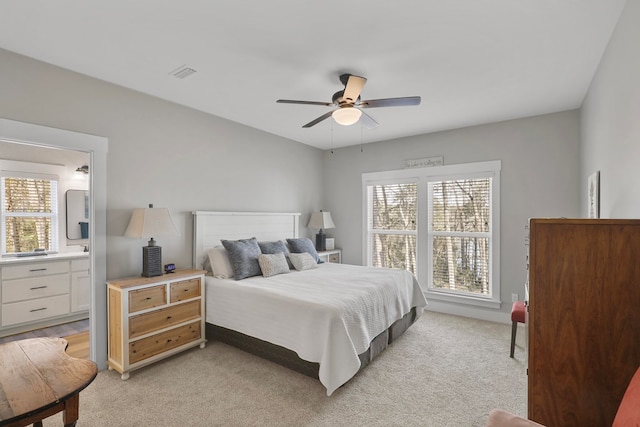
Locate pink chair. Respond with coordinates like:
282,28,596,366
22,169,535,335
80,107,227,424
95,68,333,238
510,301,526,358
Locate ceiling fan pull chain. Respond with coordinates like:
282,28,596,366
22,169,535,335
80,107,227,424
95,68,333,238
331,122,334,154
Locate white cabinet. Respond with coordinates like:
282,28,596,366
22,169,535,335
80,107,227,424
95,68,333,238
317,249,341,264
0,255,90,336
71,258,90,312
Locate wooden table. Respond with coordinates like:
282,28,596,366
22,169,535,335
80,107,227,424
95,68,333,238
0,338,97,427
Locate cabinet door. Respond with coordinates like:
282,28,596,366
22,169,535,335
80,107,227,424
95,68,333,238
71,270,90,312
528,220,640,426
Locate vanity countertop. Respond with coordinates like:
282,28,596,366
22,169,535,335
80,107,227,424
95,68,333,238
0,252,89,266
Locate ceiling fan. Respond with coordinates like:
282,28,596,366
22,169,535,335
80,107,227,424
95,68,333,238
276,73,421,128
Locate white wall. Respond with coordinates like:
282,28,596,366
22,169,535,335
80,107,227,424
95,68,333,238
323,111,581,322
581,0,640,218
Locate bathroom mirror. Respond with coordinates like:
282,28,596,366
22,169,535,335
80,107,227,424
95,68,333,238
66,189,89,240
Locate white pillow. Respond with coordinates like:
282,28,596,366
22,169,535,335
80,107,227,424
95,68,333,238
207,246,234,279
258,252,290,278
288,252,319,271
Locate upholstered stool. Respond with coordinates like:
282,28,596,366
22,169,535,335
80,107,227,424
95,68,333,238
510,301,526,358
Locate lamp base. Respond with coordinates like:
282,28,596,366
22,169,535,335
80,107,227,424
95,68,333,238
315,232,327,251
142,245,163,277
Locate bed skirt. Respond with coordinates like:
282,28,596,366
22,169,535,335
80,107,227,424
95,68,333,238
205,306,418,381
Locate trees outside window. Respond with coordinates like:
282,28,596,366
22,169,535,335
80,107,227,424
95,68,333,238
366,182,417,275
363,161,500,307
429,177,491,295
1,175,58,254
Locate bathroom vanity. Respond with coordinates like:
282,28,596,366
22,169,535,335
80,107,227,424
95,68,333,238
0,252,90,337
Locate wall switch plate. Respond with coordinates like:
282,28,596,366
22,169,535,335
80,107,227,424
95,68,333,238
512,293,519,302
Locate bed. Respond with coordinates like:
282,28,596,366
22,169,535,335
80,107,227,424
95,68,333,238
192,211,427,395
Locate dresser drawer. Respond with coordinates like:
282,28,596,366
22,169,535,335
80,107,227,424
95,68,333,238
129,300,201,339
2,261,70,280
129,321,201,364
2,294,70,326
170,278,201,303
2,273,70,303
129,285,166,313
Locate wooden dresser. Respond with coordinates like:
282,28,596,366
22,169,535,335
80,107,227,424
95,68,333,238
107,269,206,380
527,219,640,426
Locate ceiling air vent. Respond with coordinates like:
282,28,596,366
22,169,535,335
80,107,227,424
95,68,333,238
169,65,197,79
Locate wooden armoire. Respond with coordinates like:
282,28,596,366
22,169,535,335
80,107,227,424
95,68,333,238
527,218,640,426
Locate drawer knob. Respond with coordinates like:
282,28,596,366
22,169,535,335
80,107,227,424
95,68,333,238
166,316,172,320
30,307,47,312
145,297,152,300
29,268,47,272
30,286,48,290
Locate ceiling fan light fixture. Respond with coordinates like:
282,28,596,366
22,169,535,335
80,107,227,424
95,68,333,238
332,107,362,126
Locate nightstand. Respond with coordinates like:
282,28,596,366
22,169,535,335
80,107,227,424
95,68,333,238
107,269,206,380
318,249,341,264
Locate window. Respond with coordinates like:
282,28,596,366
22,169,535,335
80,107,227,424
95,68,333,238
366,181,418,275
428,176,492,296
1,173,59,254
363,161,500,308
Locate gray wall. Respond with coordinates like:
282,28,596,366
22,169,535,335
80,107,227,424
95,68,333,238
0,48,324,281
323,111,581,322
4,0,637,333
0,47,323,368
581,0,640,218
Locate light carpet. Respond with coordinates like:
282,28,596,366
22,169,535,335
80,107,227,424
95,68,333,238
44,311,527,426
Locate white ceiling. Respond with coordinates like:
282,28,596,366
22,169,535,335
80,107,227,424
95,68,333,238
0,0,627,150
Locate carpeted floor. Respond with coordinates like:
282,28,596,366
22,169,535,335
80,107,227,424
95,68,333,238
43,310,527,427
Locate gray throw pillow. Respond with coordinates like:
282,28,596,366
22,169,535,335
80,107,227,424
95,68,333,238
286,237,323,264
221,237,262,280
259,240,293,268
258,240,289,256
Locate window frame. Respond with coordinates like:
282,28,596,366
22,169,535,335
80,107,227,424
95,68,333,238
1,172,59,255
362,160,501,309
365,178,419,274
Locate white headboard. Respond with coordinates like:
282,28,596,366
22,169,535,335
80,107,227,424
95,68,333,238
192,211,301,270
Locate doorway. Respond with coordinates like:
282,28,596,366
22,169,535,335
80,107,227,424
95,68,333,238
0,117,108,368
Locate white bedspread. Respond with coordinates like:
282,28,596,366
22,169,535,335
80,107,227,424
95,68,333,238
205,262,427,395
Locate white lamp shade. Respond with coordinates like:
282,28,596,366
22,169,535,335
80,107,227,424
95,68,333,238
307,211,335,230
332,107,362,126
124,207,178,239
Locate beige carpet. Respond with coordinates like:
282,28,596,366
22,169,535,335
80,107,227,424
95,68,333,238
43,311,527,427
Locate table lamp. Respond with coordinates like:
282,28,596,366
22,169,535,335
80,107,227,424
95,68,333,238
124,204,178,277
307,210,335,251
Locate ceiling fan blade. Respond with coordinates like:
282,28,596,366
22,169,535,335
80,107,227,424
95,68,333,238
302,111,334,128
342,75,367,104
359,96,421,108
277,99,333,106
360,110,379,129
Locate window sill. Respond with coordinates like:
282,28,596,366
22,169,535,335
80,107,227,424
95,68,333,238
424,289,502,309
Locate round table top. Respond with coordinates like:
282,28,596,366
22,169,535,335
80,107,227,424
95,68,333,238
0,337,97,425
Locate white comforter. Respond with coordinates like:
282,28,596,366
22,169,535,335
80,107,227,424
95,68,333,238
205,262,427,395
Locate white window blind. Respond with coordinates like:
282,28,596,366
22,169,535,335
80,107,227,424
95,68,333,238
1,174,58,254
428,177,492,295
363,160,501,309
366,182,417,274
